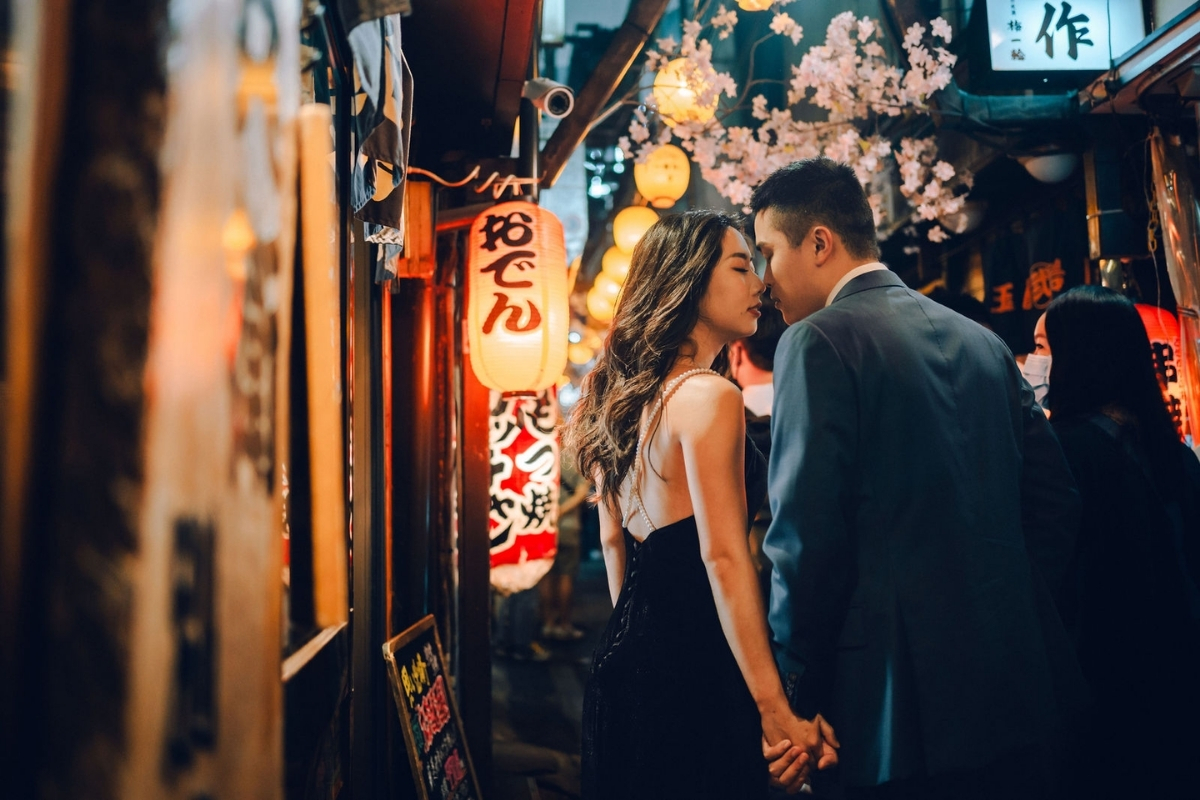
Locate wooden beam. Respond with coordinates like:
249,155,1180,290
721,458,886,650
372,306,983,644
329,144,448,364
539,0,670,188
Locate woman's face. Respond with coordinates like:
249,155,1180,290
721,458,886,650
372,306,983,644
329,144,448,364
1033,312,1050,356
698,228,764,343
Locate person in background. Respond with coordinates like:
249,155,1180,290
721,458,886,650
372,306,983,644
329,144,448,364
729,303,787,595
1043,285,1200,797
540,456,590,641
1019,311,1051,408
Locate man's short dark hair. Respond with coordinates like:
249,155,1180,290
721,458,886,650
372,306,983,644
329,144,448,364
749,158,881,260
739,303,786,371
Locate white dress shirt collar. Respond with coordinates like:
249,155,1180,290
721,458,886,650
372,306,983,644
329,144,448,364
741,383,774,418
825,262,889,308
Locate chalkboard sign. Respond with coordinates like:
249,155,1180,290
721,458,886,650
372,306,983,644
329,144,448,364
383,615,482,800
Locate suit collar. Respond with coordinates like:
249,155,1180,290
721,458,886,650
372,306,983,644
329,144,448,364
830,266,903,304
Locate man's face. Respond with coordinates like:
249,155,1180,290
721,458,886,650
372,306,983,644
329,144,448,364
754,209,824,324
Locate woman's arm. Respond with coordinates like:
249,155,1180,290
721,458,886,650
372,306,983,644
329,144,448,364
595,487,626,606
676,379,837,775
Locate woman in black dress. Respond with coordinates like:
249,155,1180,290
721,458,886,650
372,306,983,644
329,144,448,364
564,211,837,800
1043,285,1200,797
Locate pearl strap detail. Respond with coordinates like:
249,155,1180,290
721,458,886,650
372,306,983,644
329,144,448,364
621,368,722,532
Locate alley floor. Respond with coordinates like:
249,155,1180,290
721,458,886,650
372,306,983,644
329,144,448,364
491,555,610,800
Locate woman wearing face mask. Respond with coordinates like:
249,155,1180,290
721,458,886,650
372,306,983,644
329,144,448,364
1018,312,1052,409
1042,285,1200,798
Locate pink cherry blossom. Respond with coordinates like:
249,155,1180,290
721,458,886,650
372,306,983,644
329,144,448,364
628,10,969,242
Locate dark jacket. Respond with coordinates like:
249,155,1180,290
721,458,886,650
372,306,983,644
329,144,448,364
764,269,1083,787
1051,414,1200,707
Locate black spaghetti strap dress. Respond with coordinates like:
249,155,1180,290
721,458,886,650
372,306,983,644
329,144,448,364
580,432,769,800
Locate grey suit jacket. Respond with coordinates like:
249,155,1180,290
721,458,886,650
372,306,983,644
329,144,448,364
764,270,1082,787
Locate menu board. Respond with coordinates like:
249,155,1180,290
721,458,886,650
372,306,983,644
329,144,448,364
383,616,481,800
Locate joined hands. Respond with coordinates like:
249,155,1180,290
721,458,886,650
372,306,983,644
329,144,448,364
761,710,839,795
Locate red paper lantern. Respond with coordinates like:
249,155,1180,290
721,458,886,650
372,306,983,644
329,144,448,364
1136,304,1190,440
488,390,560,593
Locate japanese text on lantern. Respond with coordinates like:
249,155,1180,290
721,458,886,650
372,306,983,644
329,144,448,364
479,211,542,337
1137,304,1190,440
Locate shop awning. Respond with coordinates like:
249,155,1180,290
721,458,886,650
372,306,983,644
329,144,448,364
1080,4,1200,113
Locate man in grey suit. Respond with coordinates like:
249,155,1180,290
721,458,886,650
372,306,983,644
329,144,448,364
752,159,1083,799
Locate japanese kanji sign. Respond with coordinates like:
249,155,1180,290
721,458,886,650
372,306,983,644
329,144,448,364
489,389,560,593
986,0,1144,72
467,200,569,392
383,616,481,800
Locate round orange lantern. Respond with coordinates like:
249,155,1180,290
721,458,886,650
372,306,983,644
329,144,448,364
600,246,632,283
468,201,569,392
586,288,617,324
634,144,691,209
592,271,623,305
652,58,718,126
567,342,595,365
737,0,774,9
613,206,658,253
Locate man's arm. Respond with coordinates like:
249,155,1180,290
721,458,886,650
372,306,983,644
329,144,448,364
763,322,858,715
1016,372,1080,601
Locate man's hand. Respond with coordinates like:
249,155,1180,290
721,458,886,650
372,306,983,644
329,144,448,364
813,714,840,770
762,708,839,793
762,736,811,792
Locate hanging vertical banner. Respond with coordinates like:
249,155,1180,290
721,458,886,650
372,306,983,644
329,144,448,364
488,390,559,594
1136,304,1191,442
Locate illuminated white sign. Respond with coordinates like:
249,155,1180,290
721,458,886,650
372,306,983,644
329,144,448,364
987,0,1146,72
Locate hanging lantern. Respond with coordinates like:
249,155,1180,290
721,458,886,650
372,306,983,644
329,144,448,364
612,206,659,253
592,271,623,305
600,246,632,283
1136,304,1191,440
634,144,691,209
736,0,774,9
489,390,559,593
586,288,616,324
652,58,719,127
468,201,569,392
567,342,595,365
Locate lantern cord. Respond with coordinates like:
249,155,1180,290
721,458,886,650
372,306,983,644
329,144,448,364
407,165,541,199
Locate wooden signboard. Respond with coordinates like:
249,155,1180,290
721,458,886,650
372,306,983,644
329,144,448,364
383,616,482,800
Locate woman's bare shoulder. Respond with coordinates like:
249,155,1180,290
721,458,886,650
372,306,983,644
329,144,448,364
666,374,744,434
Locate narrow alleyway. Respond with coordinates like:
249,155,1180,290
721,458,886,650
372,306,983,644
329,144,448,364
492,555,609,800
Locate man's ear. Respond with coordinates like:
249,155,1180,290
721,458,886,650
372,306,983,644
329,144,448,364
812,226,833,265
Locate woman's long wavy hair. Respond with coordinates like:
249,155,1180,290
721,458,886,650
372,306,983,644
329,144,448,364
1045,285,1185,497
563,210,742,514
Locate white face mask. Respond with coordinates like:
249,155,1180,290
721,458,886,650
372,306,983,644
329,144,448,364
1020,354,1052,405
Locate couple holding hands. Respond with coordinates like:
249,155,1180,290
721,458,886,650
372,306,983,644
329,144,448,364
565,159,1082,800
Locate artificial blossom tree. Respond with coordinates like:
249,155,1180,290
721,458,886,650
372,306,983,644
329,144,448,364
619,1,971,242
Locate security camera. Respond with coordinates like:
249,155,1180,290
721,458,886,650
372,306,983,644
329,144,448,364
522,78,575,119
